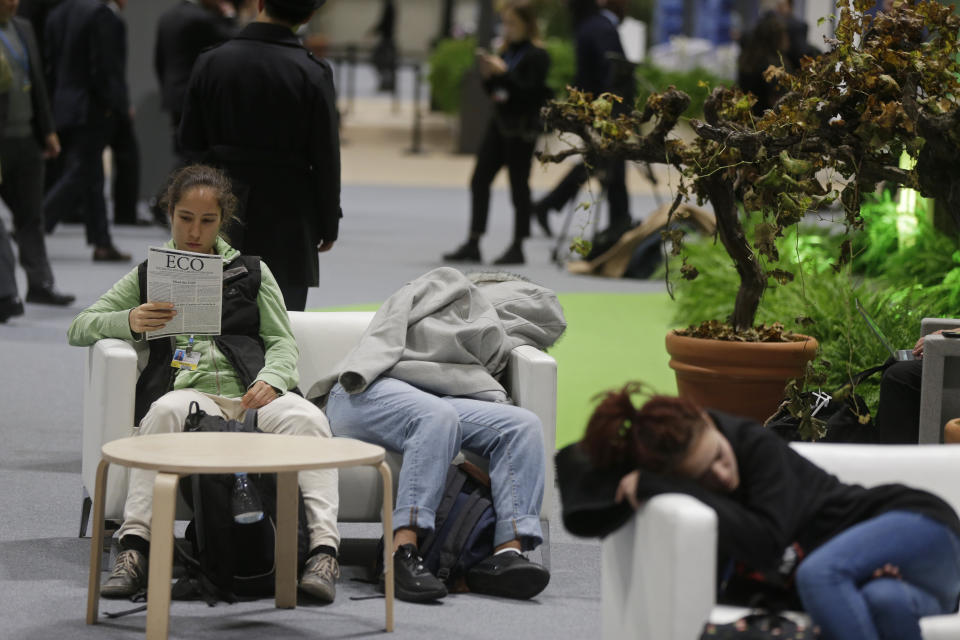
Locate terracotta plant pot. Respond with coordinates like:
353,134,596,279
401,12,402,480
665,331,820,423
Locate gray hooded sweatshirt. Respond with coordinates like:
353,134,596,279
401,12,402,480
307,267,567,402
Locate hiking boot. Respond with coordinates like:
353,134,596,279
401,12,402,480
492,242,525,266
101,549,148,598
299,553,339,603
383,543,447,603
466,550,550,599
442,239,481,263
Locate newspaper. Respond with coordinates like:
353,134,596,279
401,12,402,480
145,247,223,340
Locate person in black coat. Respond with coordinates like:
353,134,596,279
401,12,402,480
533,0,633,242
42,0,130,261
443,0,551,266
558,385,960,640
155,0,238,164
0,0,74,321
178,0,339,312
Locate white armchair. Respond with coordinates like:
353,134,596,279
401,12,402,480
80,311,557,564
919,317,960,443
601,443,960,640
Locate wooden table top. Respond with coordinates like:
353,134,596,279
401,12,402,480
101,433,385,474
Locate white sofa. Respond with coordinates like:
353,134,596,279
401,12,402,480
600,443,960,640
80,311,557,563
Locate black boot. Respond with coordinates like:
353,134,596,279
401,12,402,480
443,238,481,263
492,241,525,266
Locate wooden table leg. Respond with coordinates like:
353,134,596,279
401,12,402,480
378,461,394,632
275,471,299,609
145,473,178,640
86,459,110,624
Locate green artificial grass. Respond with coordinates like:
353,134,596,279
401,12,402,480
311,292,678,450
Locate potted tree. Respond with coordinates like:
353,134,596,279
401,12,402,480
539,0,960,421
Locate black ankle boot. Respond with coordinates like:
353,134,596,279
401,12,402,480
443,239,481,262
492,242,525,265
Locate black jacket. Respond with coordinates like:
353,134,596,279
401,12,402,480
557,411,960,574
0,16,55,144
178,22,341,288
44,0,128,129
154,0,236,116
573,12,634,103
483,40,550,139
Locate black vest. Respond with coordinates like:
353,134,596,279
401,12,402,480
133,255,265,424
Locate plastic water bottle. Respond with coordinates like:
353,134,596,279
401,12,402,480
231,473,264,524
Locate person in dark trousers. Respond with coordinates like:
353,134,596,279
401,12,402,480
42,0,130,261
369,0,396,92
179,0,341,312
155,0,238,166
0,0,74,319
873,329,941,444
532,0,633,240
558,384,960,640
443,0,550,266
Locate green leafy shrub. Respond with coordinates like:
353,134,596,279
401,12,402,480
428,37,477,114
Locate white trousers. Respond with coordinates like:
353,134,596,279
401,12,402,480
117,389,340,551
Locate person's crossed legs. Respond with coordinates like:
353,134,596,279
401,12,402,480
325,377,550,603
101,389,341,602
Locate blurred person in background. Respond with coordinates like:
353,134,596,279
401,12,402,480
0,0,74,322
443,0,551,266
155,0,242,167
532,0,634,245
42,0,131,261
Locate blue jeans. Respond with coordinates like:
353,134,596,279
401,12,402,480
325,378,545,550
796,510,960,640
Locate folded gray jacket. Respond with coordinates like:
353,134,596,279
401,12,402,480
307,267,567,402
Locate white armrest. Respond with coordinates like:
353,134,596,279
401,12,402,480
922,318,960,336
602,493,718,640
507,345,557,520
82,339,138,519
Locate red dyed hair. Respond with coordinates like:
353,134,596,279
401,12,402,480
581,382,707,472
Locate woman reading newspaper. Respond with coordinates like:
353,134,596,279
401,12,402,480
67,164,341,603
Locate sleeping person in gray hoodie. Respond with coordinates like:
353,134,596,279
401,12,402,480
311,267,566,603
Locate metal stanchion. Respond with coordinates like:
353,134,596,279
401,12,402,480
406,61,424,155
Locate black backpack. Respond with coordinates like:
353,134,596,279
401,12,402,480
176,402,310,603
419,462,496,589
376,462,496,591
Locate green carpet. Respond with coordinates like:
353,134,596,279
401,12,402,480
312,292,677,449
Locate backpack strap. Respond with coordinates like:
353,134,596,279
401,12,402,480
419,467,468,556
434,489,493,583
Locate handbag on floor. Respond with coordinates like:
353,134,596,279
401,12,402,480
700,612,817,639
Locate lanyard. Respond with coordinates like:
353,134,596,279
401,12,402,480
0,25,29,81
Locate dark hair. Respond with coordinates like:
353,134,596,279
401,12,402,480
159,164,238,238
264,0,315,25
580,383,707,472
500,0,540,42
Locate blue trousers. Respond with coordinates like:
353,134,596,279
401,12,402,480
796,510,960,640
325,377,545,550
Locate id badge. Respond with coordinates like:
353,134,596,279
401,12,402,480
171,348,202,371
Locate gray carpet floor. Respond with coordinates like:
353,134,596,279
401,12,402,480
0,184,663,639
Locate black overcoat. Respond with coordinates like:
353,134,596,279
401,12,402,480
178,22,341,289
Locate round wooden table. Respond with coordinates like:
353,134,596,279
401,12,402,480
85,432,394,639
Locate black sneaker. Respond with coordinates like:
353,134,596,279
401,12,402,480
101,549,148,598
466,550,550,599
382,543,447,603
492,242,525,266
442,240,481,263
0,295,24,323
25,285,75,306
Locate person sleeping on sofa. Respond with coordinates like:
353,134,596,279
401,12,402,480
557,383,960,640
